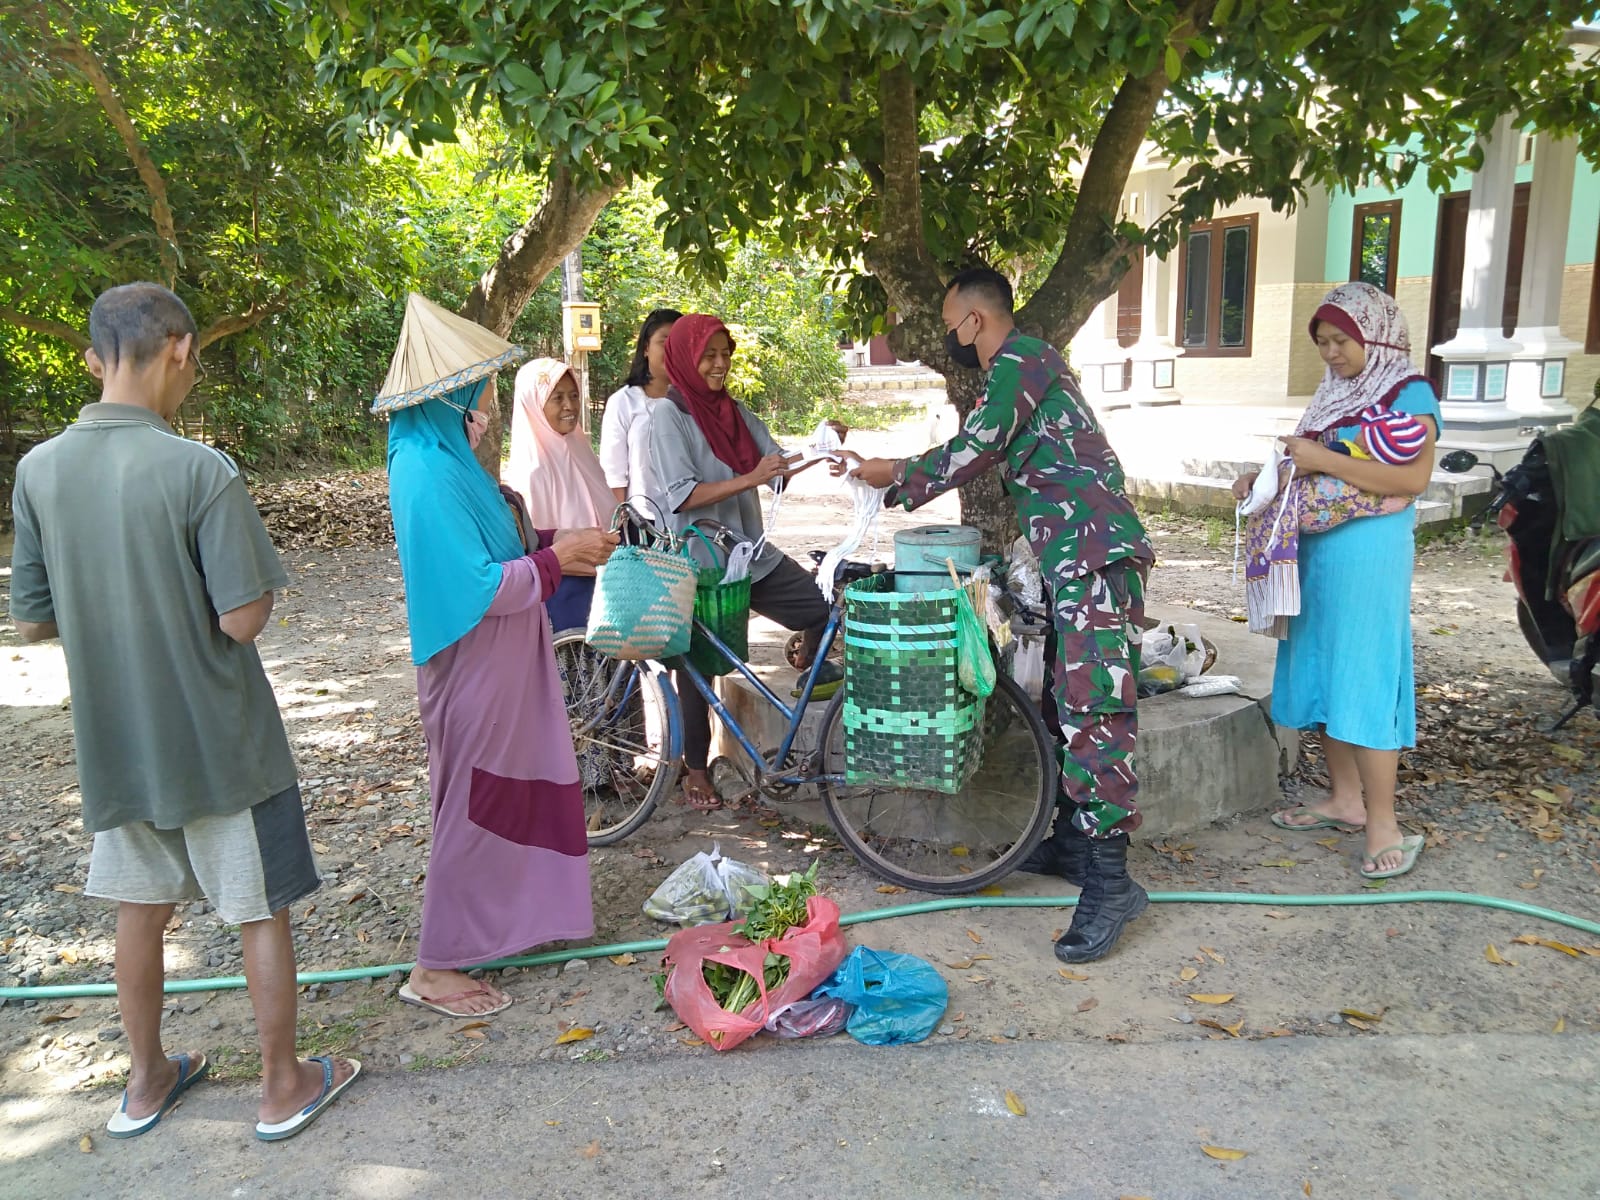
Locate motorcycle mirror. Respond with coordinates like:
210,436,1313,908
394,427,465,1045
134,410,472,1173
1439,449,1480,474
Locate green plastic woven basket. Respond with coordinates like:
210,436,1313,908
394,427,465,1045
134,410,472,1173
684,526,752,678
842,573,984,794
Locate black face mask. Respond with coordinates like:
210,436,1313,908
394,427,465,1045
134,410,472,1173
944,317,981,370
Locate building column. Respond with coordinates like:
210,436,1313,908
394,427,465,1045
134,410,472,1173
1124,170,1183,406
1430,115,1525,462
1506,135,1580,423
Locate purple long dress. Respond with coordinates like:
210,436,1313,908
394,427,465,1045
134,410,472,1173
414,548,593,969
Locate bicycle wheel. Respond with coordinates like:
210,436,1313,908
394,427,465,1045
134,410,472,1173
818,673,1054,892
552,630,678,846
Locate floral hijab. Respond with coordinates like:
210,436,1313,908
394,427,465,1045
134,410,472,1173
1297,281,1428,439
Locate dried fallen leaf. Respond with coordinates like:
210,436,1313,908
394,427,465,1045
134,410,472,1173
545,1120,561,1127
40,1005,83,1025
1484,944,1516,967
1259,859,1297,869
79,1135,93,1153
1264,910,1294,919
52,884,82,894
580,1140,602,1159
949,846,970,857
678,1036,706,1047
1198,1018,1244,1038
461,1029,487,1040
1004,1089,1027,1116
1554,1016,1566,1033
875,884,907,894
1511,936,1581,957
1188,993,1236,1005
1339,1007,1386,1022
555,1027,595,1045
1179,967,1200,982
1200,946,1226,964
455,1021,491,1033
1343,1017,1373,1032
662,1021,686,1033
967,929,983,944
1077,996,1099,1013
1057,968,1089,981
1304,1182,1313,1197
976,885,1005,896
608,953,638,966
946,959,976,969
57,948,79,965
1201,1144,1248,1161
1550,744,1583,765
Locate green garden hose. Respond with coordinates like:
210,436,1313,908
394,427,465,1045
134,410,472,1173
2,890,1596,1001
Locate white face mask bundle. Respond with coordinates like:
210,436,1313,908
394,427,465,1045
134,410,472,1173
816,475,887,602
1233,444,1295,580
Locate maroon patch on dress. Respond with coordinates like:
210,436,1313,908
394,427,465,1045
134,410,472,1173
467,768,588,855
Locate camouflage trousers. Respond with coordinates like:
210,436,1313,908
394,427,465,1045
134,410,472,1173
1040,562,1145,838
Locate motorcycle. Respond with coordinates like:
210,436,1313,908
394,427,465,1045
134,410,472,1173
1440,439,1599,731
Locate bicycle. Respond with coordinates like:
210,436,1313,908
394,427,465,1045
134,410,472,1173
554,518,1058,893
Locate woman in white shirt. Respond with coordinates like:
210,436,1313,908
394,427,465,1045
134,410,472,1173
598,309,680,523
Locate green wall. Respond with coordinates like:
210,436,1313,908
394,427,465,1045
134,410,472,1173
1322,146,1597,283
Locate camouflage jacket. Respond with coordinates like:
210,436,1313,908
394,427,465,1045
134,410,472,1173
886,329,1153,590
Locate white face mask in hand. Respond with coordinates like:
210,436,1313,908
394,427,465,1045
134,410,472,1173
1237,444,1286,517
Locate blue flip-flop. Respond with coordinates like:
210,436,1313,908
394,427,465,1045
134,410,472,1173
255,1056,362,1143
106,1051,210,1139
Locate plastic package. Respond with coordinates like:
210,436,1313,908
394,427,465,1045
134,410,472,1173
1179,674,1244,698
662,896,848,1051
814,946,949,1046
642,843,770,927
763,995,853,1039
1005,536,1044,610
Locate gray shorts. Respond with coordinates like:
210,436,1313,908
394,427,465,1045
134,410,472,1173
85,786,321,924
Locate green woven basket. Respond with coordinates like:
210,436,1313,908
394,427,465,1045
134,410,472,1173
842,573,984,794
684,526,752,678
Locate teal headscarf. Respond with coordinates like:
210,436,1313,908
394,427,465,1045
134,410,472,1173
387,381,526,665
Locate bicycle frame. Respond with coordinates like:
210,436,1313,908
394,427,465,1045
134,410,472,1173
670,603,849,789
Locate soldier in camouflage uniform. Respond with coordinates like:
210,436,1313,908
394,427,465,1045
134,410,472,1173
843,267,1155,964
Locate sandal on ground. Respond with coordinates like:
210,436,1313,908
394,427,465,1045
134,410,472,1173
1360,835,1425,880
398,982,513,1019
677,778,722,812
106,1051,209,1139
1270,805,1364,834
255,1056,363,1142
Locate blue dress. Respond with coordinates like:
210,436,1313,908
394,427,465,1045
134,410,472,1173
1271,380,1441,751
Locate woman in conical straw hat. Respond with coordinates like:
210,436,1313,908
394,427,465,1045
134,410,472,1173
378,295,617,1018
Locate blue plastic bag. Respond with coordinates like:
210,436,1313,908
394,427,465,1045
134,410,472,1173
814,947,948,1046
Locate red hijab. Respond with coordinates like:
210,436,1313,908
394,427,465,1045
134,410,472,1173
663,314,761,475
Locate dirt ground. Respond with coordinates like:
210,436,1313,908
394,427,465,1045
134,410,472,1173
2,415,1597,1119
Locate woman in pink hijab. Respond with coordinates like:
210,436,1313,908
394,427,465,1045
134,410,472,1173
509,358,615,632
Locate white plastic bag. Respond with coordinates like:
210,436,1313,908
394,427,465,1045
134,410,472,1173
1179,674,1243,698
1008,623,1047,701
1006,536,1044,610
1142,623,1207,682
642,843,771,927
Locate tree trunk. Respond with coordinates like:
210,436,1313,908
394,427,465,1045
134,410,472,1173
941,369,1019,555
462,164,622,475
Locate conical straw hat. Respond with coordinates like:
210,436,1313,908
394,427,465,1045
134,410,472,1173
371,292,527,414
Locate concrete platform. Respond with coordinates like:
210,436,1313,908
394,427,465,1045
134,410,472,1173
708,603,1297,838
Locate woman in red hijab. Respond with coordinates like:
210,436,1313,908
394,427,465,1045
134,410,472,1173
647,314,839,810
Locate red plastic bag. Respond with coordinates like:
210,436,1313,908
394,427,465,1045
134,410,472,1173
662,895,847,1051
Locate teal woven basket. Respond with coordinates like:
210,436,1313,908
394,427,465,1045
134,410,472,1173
842,574,984,794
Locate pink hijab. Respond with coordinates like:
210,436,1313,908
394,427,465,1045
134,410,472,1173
508,358,613,529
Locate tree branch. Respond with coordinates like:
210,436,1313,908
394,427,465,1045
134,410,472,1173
44,20,179,287
0,305,89,350
197,294,293,348
1020,2,1215,344
461,161,621,338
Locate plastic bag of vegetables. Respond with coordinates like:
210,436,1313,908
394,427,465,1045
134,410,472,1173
660,864,848,1051
642,843,770,927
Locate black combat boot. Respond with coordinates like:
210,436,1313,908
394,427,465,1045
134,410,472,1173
1017,814,1089,886
1053,832,1147,963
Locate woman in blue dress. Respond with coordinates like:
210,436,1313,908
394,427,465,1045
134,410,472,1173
1233,282,1441,879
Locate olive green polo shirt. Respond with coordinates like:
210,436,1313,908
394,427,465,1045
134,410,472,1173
9,403,297,832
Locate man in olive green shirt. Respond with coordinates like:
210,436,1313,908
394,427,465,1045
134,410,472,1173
9,283,359,1141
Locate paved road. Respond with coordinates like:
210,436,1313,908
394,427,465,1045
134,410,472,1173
5,1033,1597,1200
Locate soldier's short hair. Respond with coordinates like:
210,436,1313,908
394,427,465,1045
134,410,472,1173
88,283,198,369
946,268,1014,315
